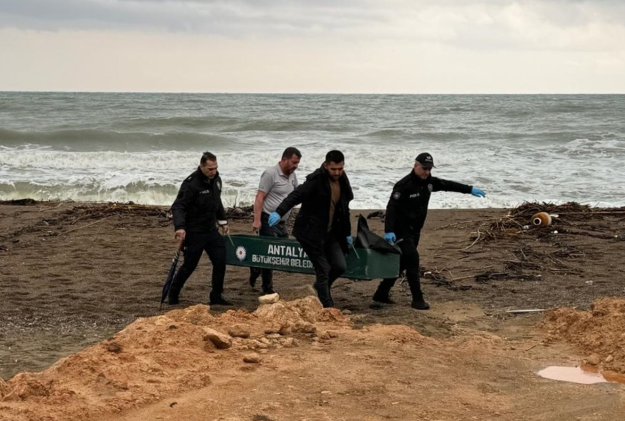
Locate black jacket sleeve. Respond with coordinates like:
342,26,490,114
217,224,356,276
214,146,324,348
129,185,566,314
384,182,402,233
342,175,354,237
275,177,317,217
215,176,227,223
171,181,194,231
431,177,472,194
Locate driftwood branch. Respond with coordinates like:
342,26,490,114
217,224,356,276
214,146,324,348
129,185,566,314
63,217,110,234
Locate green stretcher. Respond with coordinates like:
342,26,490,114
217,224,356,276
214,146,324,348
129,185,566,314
225,234,399,280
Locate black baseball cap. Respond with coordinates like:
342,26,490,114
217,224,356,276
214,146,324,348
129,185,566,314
415,152,435,168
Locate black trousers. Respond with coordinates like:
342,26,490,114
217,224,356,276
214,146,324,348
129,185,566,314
250,212,289,292
376,233,424,301
169,229,226,300
298,231,346,308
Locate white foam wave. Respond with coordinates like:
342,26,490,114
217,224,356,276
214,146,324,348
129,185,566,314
2,138,624,208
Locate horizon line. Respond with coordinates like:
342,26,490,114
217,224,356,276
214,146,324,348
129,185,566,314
2,90,624,95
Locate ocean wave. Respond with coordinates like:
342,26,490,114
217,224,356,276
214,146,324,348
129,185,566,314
227,120,354,133
115,115,244,132
0,127,233,151
0,180,179,205
358,129,407,139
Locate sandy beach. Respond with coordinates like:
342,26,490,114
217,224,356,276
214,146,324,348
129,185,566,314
1,200,624,420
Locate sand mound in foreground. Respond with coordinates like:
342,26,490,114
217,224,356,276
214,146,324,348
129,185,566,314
0,296,357,421
5,296,625,420
542,297,625,373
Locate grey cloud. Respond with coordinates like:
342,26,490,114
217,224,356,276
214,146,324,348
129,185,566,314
0,0,623,50
0,0,383,35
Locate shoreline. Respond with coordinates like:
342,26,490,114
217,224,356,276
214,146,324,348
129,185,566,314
0,197,511,211
4,197,624,212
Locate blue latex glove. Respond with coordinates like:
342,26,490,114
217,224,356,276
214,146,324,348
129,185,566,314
268,212,281,227
346,235,353,246
384,232,396,243
471,187,485,198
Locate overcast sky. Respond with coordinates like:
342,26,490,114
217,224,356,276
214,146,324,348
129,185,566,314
1,0,624,93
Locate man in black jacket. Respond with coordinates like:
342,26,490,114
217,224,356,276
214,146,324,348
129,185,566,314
373,152,486,310
168,152,232,306
268,150,354,308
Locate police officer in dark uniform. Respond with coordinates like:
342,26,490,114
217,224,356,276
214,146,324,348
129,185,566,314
268,150,354,308
373,152,486,310
168,152,232,306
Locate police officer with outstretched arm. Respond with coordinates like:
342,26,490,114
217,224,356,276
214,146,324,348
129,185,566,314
373,153,486,310
168,152,233,306
268,150,354,308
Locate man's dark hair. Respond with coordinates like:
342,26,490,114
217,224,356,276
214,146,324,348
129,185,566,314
325,150,344,164
282,147,302,159
201,152,217,164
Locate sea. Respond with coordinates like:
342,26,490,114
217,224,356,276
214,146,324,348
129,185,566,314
1,92,624,210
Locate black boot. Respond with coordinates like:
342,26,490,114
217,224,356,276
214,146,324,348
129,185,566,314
408,278,430,310
168,287,180,305
372,289,396,304
411,298,430,310
373,278,397,304
209,294,233,306
261,268,275,295
249,268,260,288
313,282,334,308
